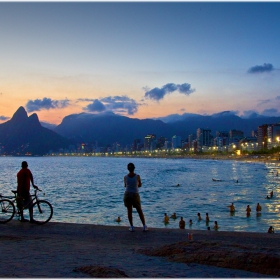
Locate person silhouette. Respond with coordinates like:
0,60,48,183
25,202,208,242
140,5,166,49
17,161,38,223
123,163,148,232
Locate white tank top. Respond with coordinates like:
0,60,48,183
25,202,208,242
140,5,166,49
125,173,139,193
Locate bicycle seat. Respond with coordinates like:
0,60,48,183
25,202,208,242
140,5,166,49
11,190,18,194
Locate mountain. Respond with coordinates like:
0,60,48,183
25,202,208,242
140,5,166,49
2,107,280,153
54,112,168,145
54,111,280,146
0,107,71,155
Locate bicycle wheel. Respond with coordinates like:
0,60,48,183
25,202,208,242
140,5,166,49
32,200,53,225
0,199,16,223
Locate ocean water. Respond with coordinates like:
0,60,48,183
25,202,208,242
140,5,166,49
0,156,279,233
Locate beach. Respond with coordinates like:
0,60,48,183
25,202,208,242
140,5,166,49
1,220,279,278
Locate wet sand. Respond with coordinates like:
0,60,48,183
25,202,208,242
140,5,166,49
0,220,279,278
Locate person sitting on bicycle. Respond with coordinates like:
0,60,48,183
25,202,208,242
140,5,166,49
17,161,38,223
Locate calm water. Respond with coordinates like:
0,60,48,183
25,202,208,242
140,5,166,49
0,156,279,233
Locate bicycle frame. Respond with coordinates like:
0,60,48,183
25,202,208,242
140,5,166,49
1,188,53,224
1,188,42,215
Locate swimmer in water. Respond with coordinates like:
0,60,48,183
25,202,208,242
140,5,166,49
256,203,262,213
179,217,185,229
213,221,219,230
205,213,210,224
227,203,235,213
115,216,121,222
171,212,177,219
197,212,202,221
164,213,169,224
246,205,251,217
270,191,273,198
189,219,193,226
268,226,275,233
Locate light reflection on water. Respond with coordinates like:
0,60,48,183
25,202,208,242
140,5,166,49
0,156,279,233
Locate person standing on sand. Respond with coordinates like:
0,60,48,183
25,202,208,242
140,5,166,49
17,161,38,223
123,163,148,232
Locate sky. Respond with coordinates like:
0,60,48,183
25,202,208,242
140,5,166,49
0,1,280,124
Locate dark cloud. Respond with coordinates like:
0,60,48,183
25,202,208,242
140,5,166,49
84,95,139,115
0,115,9,121
85,99,106,112
257,99,271,106
144,83,195,101
212,111,239,118
261,108,280,117
241,109,280,118
241,110,260,119
247,63,274,74
26,97,69,113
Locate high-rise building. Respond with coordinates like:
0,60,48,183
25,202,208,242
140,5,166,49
197,128,212,150
172,135,182,149
257,124,269,150
144,134,156,150
133,139,141,151
229,129,244,147
267,124,280,149
188,134,194,149
157,136,166,149
164,140,172,149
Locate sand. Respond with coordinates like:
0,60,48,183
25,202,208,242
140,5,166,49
0,220,279,278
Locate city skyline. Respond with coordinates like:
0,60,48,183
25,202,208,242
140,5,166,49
1,2,280,125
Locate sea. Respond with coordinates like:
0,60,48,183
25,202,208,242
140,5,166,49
0,156,279,233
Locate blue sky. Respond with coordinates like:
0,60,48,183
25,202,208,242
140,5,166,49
0,2,280,124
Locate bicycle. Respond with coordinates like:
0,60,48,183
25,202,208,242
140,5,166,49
0,187,53,225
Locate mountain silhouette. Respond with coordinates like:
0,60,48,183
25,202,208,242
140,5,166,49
0,107,71,155
54,111,280,146
2,107,280,154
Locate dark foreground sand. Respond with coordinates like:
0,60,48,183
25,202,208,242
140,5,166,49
0,220,279,278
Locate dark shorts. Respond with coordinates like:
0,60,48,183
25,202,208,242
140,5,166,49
124,192,141,209
17,193,32,209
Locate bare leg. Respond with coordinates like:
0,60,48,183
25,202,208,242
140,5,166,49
29,205,33,221
20,209,24,220
28,195,34,221
136,207,146,226
127,205,133,226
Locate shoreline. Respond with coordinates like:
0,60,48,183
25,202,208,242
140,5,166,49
4,153,280,165
1,221,279,277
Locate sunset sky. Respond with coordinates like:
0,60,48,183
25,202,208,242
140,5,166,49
0,2,280,124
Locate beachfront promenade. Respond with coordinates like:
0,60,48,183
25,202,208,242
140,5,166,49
1,220,279,277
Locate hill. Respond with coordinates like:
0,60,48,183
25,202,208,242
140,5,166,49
0,107,71,155
54,111,280,146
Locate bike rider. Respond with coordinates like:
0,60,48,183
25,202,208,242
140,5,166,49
17,161,38,223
